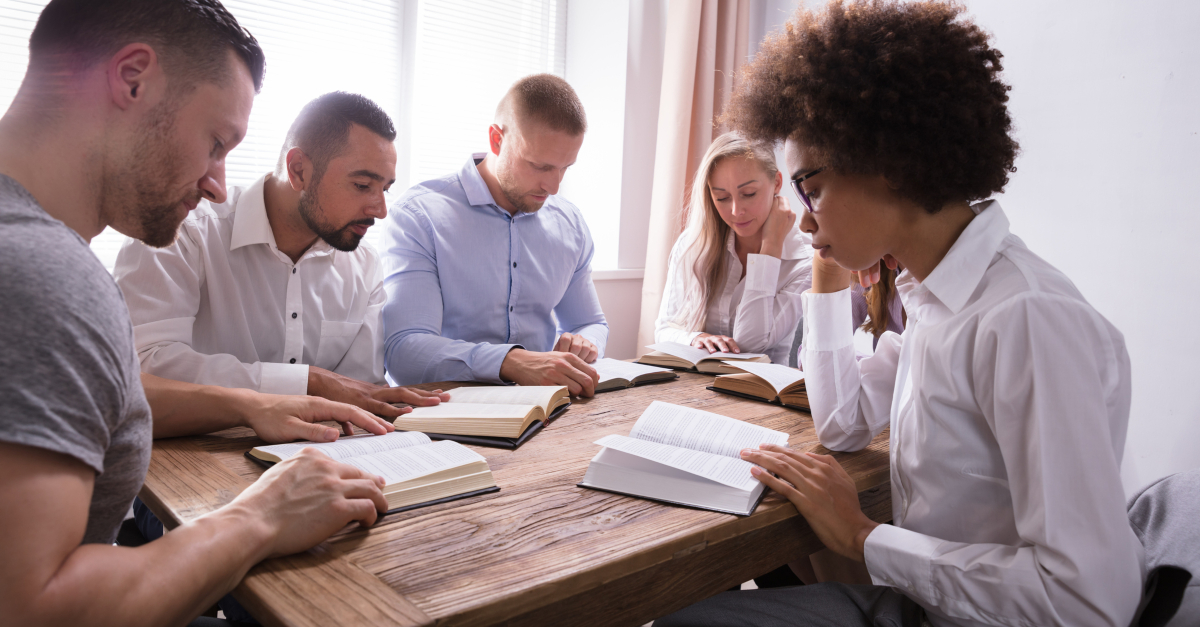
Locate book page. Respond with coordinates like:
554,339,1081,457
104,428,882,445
628,401,789,458
721,361,804,395
341,440,485,485
647,341,765,364
446,386,562,413
594,358,672,383
594,434,761,492
403,403,537,419
254,431,431,462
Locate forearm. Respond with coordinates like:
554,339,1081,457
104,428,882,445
385,331,513,385
732,254,803,353
139,341,309,396
25,505,269,627
141,373,252,438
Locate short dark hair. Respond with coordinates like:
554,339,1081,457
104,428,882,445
724,0,1018,212
27,0,265,94
496,74,587,136
280,92,397,177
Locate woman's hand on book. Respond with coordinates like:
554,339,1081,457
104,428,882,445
692,333,740,354
229,448,389,560
741,444,879,563
499,348,599,397
241,393,396,443
308,366,450,418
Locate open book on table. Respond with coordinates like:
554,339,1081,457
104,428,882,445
579,401,789,516
246,431,498,513
708,361,809,411
393,386,570,450
636,341,770,374
594,357,678,392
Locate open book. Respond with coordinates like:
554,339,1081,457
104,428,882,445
636,341,770,374
709,361,809,410
594,358,678,392
393,386,570,450
246,432,498,513
579,401,789,516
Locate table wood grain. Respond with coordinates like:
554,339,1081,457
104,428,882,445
141,372,891,627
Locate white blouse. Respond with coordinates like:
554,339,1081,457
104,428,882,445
802,201,1142,626
655,227,812,364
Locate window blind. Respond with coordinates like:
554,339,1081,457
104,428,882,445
407,0,566,185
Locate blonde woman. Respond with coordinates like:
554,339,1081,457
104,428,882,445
655,132,812,365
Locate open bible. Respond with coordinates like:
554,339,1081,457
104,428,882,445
709,361,809,411
579,401,789,516
393,386,570,450
636,341,770,374
594,358,678,392
246,432,498,513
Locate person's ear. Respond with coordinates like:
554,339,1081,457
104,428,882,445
773,169,784,195
285,147,313,192
107,43,158,111
488,124,505,156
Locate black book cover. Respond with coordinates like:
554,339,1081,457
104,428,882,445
422,402,571,450
706,385,809,412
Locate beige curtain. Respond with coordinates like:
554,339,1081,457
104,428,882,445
637,0,752,351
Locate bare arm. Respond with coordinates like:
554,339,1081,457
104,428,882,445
0,441,388,627
141,373,394,443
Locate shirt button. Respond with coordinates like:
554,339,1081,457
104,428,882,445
510,306,514,312
513,262,517,268
289,358,296,364
292,312,298,319
292,268,296,274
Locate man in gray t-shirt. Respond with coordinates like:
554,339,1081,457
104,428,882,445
0,175,152,545
0,2,405,625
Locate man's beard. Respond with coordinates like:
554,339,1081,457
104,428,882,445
297,177,372,252
101,98,200,248
496,165,546,213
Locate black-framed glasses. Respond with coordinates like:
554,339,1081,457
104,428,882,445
790,168,824,212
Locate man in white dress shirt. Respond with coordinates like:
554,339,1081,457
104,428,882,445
116,92,448,416
657,3,1143,626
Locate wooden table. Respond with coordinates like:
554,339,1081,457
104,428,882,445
140,372,891,627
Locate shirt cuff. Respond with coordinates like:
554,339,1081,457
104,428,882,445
864,523,941,601
744,254,783,293
802,288,855,352
476,343,524,384
260,362,310,396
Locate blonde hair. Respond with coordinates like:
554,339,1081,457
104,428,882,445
676,132,780,330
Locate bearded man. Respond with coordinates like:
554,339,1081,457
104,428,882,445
382,74,608,396
116,91,448,415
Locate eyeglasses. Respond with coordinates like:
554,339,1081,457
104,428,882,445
790,168,825,212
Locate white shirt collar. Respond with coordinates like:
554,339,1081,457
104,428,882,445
230,173,334,259
901,200,1010,314
723,226,811,261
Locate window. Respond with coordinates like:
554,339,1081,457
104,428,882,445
405,0,566,185
0,0,569,269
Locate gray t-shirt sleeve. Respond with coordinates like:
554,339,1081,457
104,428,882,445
0,174,152,544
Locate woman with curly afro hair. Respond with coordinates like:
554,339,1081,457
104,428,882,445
656,2,1143,627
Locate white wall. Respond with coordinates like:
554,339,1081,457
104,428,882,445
961,0,1200,493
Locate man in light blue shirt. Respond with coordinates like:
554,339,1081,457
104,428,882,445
382,74,607,396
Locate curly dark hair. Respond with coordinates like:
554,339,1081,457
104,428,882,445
724,0,1018,212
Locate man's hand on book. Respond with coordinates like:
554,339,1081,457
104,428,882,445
240,392,395,443
554,332,599,363
228,448,390,560
691,333,741,354
500,348,600,397
308,366,450,418
741,443,879,562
